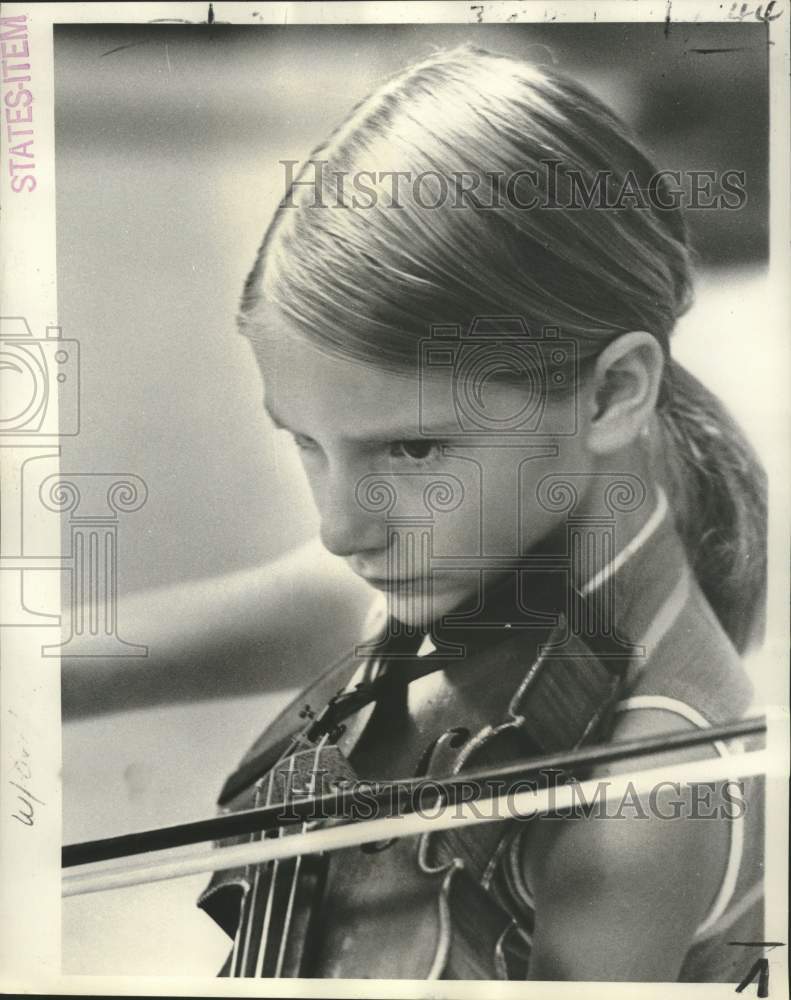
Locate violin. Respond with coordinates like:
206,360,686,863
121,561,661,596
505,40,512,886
62,600,769,980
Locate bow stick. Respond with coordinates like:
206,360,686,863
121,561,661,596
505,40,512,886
62,715,768,897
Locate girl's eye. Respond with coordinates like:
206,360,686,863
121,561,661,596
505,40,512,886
389,439,442,464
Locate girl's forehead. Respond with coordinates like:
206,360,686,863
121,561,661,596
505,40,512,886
247,309,540,438
253,321,414,390
251,322,433,434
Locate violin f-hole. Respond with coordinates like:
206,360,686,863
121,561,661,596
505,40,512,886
415,727,471,778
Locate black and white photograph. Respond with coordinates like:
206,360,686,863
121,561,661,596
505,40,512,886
0,2,788,995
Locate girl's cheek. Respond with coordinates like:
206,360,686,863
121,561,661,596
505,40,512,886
434,507,477,559
298,453,328,501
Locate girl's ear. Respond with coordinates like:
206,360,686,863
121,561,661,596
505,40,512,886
586,331,665,455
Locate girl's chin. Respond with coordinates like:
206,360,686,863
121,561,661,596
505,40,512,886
380,584,474,629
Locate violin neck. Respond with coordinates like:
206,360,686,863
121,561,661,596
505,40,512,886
229,739,357,978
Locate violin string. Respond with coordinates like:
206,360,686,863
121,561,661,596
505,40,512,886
230,880,245,974
230,780,259,975
274,733,330,977
236,774,272,976
229,832,245,975
253,754,296,976
274,852,302,976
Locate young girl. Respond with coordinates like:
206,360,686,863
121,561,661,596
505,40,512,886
198,46,766,982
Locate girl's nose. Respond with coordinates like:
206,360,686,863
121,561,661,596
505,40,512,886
317,473,386,558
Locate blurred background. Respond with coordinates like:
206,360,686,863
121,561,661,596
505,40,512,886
54,21,773,975
54,21,768,596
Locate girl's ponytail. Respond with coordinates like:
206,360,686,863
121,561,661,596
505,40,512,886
658,360,767,654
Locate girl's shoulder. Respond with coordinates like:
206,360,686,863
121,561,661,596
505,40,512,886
521,542,762,981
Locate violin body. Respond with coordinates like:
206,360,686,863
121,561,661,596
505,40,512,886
199,602,628,980
61,511,766,984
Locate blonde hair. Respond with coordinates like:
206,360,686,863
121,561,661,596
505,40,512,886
241,45,766,652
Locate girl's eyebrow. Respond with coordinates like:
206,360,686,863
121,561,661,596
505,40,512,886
263,401,459,440
354,424,461,442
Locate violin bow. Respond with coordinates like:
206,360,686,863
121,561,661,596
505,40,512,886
63,715,770,898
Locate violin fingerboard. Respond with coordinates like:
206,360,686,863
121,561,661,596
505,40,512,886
268,744,360,808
